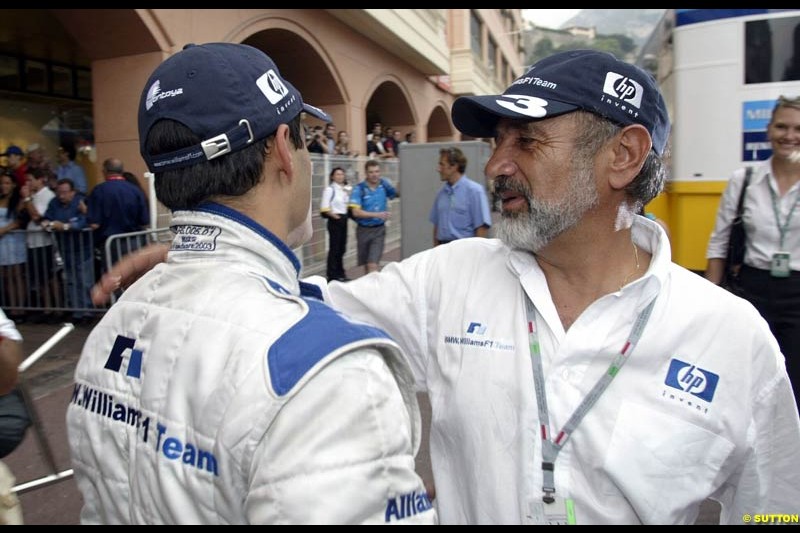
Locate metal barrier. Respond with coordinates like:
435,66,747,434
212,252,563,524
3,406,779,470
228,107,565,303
11,322,76,495
104,228,173,305
132,154,402,280
0,154,402,316
0,228,101,316
300,154,401,278
103,227,173,275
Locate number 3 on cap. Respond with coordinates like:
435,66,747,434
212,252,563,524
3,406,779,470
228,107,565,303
496,95,549,118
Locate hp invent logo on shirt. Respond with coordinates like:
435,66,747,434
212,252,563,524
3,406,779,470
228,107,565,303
104,335,143,379
664,359,719,402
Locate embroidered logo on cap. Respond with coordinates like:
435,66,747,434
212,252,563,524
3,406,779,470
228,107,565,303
602,72,643,109
256,70,289,104
145,80,184,111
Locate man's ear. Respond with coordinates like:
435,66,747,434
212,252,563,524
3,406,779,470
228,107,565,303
607,124,651,191
271,123,294,183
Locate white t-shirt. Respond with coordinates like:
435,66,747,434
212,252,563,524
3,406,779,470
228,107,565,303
26,186,56,249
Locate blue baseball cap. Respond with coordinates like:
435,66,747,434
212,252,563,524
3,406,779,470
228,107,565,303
452,49,670,155
1,145,24,157
138,42,331,172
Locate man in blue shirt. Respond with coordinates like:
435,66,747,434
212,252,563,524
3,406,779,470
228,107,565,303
429,146,492,246
348,159,398,274
55,143,88,194
42,178,94,322
87,158,150,274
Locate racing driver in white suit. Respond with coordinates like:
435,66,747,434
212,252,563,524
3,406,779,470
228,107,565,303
65,43,435,525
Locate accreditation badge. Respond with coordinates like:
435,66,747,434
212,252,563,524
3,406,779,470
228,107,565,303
771,252,791,278
528,496,577,525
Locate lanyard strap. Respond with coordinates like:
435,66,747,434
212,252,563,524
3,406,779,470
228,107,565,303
525,295,657,503
769,184,800,249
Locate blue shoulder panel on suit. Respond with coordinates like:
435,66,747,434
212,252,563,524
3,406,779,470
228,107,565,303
267,289,392,396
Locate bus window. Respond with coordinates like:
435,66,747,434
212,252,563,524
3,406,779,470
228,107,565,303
745,15,800,83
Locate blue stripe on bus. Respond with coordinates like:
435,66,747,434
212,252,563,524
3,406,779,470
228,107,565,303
675,9,791,27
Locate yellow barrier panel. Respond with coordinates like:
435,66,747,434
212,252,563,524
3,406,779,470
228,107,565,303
663,181,728,271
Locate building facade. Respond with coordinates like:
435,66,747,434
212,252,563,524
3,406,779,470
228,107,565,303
0,9,525,190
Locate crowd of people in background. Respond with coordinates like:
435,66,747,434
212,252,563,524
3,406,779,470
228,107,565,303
304,121,414,160
1,125,418,320
0,144,149,324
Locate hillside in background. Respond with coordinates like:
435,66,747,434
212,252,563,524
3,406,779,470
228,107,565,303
561,9,666,48
524,9,667,66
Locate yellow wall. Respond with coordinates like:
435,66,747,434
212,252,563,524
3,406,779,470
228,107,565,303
644,191,669,221
661,181,727,271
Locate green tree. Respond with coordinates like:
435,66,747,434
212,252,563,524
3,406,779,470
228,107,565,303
608,33,637,55
529,38,555,65
592,37,624,58
525,27,643,66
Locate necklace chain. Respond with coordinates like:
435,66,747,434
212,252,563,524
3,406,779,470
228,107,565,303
620,242,640,290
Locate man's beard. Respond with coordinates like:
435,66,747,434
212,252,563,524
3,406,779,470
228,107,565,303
494,163,599,253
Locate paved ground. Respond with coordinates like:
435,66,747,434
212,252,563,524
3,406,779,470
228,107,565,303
4,245,721,524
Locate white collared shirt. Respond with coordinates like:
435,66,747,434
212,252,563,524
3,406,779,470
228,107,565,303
320,182,350,216
707,158,800,270
322,217,800,524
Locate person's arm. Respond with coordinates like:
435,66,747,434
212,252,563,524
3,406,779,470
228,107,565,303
381,178,399,199
349,206,389,221
91,243,169,305
0,310,23,395
70,200,89,231
319,186,336,219
21,191,45,226
0,338,22,395
41,200,57,231
137,190,150,229
245,350,436,524
718,345,800,523
347,183,387,221
322,251,433,389
0,217,19,236
429,196,441,246
705,169,747,283
471,185,493,238
704,257,726,285
86,189,102,231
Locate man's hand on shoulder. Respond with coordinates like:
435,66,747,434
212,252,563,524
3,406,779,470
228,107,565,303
91,243,170,305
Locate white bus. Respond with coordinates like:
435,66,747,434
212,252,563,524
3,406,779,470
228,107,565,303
650,9,800,270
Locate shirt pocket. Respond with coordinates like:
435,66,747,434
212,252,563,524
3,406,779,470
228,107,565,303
602,401,735,524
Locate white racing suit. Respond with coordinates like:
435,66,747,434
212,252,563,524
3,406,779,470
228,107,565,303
66,203,435,524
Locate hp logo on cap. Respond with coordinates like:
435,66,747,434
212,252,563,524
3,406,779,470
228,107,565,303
602,72,643,109
257,70,289,104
